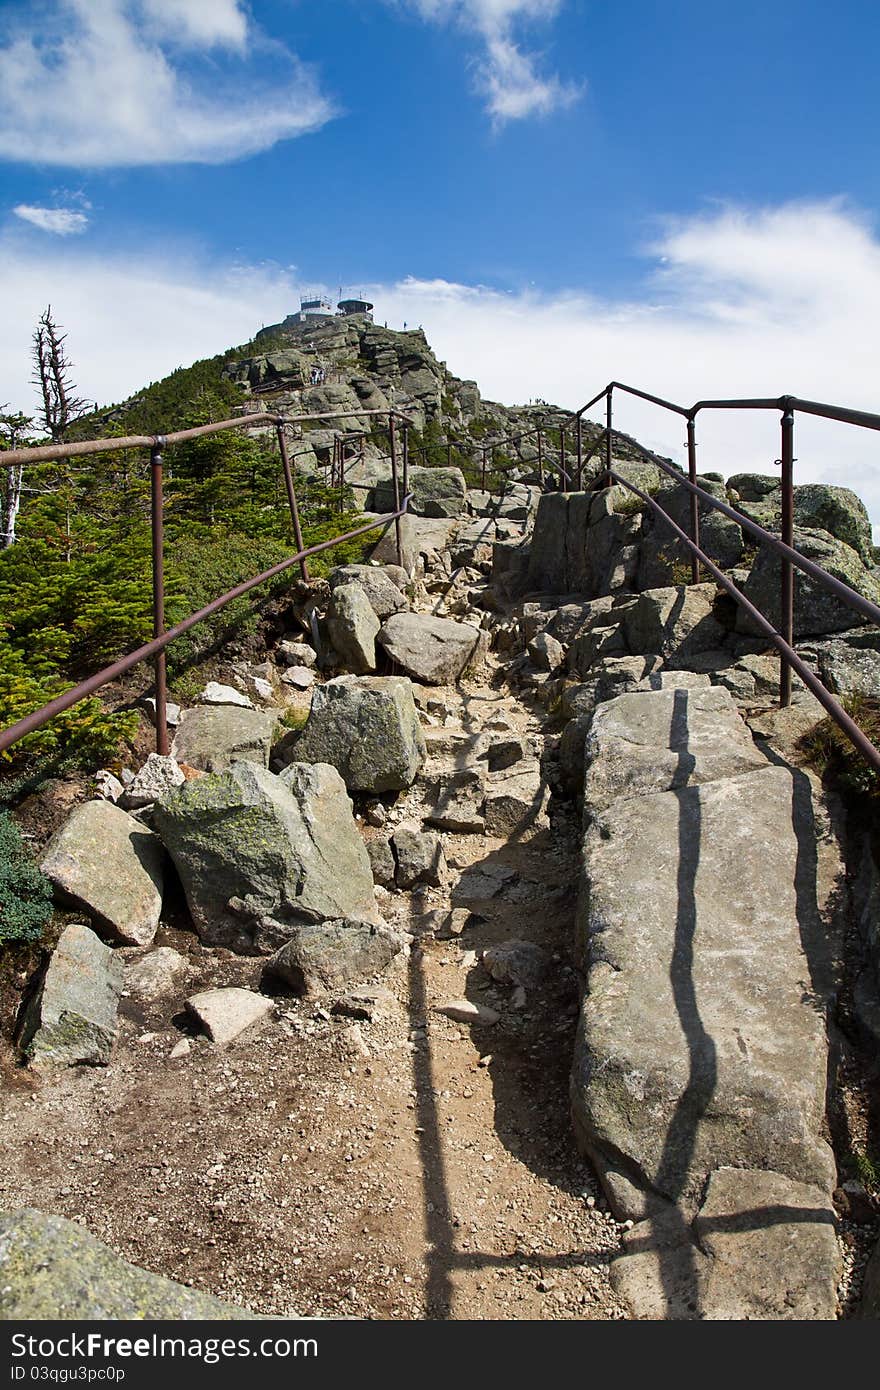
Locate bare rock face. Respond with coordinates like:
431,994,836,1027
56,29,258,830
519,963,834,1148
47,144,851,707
378,612,488,685
152,761,377,954
18,924,124,1068
289,675,426,792
171,705,276,773
41,800,164,947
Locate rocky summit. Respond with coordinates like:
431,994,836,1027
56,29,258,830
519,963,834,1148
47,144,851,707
3,319,880,1322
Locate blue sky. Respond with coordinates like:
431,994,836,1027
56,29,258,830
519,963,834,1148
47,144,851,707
3,1,880,521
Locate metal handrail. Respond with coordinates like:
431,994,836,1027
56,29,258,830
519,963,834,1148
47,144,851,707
1,402,419,759
572,378,880,777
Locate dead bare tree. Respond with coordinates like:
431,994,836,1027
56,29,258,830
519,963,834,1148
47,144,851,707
31,305,88,442
0,409,35,549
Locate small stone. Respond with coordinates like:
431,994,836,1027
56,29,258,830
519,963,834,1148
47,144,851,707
331,987,395,1021
276,640,317,668
93,770,124,803
198,683,254,709
124,947,188,1005
141,696,182,728
185,988,273,1046
392,827,445,889
280,666,315,690
436,999,500,1026
121,753,185,810
169,1038,191,1059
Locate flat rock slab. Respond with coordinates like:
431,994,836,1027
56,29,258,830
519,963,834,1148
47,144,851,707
572,763,836,1220
19,924,123,1068
41,800,164,947
186,987,273,1045
198,682,253,708
0,1209,253,1318
265,919,404,995
171,705,276,773
290,675,426,792
378,612,488,685
153,760,377,953
582,686,768,815
611,1168,839,1320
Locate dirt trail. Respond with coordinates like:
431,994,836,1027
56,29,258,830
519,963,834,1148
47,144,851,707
0,626,629,1319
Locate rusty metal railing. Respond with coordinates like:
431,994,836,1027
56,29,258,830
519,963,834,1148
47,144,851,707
0,406,416,759
576,382,880,774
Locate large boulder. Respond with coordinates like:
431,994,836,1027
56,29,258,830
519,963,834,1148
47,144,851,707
264,918,404,995
373,465,467,519
289,676,426,792
40,800,164,947
638,476,743,588
152,761,377,954
326,582,380,674
378,612,488,684
328,564,407,619
737,527,880,637
794,483,874,565
0,1209,253,1318
623,583,724,660
18,924,123,1069
366,513,458,575
171,705,276,772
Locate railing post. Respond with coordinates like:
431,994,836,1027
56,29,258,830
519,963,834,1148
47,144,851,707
687,415,700,584
780,403,795,707
390,413,403,568
150,440,169,756
605,388,613,488
402,422,410,501
447,439,452,468
276,423,309,581
481,448,487,491
576,414,583,490
559,426,567,492
537,428,544,488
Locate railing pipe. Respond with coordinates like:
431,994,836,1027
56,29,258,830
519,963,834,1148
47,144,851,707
560,427,567,493
0,501,412,757
608,469,880,773
605,389,613,488
576,415,583,490
389,414,403,569
149,441,168,755
687,416,700,585
276,424,309,582
780,403,796,707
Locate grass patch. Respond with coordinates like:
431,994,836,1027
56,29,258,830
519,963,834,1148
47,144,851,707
799,692,880,800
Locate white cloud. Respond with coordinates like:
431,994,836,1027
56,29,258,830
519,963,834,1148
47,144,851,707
137,0,248,50
0,0,335,168
400,0,581,121
3,199,880,532
12,204,89,235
